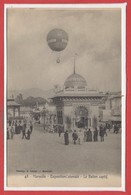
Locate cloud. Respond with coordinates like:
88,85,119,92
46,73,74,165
7,8,121,92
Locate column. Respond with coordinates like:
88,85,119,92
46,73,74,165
56,110,59,132
63,113,66,131
18,107,20,118
13,107,15,118
73,118,76,130
88,118,91,128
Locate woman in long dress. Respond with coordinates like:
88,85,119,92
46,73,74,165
64,130,69,145
87,129,92,142
84,129,87,142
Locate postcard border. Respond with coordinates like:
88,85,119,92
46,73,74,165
4,3,126,191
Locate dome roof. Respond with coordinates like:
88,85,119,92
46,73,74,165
64,73,87,88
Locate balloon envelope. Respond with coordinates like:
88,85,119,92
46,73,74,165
47,28,68,52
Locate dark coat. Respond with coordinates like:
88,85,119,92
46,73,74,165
7,130,10,139
72,132,78,141
93,130,98,141
87,130,92,141
26,130,31,140
64,132,69,145
99,127,104,137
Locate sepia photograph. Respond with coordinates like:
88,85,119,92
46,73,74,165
5,4,126,190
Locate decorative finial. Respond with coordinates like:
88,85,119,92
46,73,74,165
74,53,77,74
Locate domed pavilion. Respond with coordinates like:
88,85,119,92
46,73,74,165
64,73,87,89
51,63,105,131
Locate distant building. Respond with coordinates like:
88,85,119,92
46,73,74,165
7,98,21,119
102,92,121,124
20,106,32,118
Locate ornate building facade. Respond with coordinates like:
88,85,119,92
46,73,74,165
51,68,105,131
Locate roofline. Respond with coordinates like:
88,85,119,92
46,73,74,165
50,94,106,99
7,104,21,107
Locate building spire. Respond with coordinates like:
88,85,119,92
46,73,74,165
74,53,77,74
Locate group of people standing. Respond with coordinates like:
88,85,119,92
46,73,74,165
7,120,15,140
64,126,108,145
7,119,33,140
21,120,33,140
113,124,120,134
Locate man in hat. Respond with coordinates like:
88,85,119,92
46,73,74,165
72,130,78,144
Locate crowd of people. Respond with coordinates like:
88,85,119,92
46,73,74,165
64,128,102,145
63,124,120,145
7,116,120,146
7,119,33,140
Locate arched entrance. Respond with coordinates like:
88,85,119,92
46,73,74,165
75,106,88,128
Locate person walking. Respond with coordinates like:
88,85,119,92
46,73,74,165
104,126,107,136
114,124,119,134
116,124,120,134
78,129,82,144
22,122,26,139
7,128,10,140
72,130,78,144
15,120,18,134
93,128,98,142
58,126,62,137
87,129,92,142
64,130,69,145
99,126,105,142
26,128,31,140
10,125,15,139
84,129,87,142
30,121,33,134
9,120,12,127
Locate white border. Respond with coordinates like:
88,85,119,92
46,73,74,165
121,4,126,192
4,3,127,191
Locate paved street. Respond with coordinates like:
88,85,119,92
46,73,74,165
7,125,121,177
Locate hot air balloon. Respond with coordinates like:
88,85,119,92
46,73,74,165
47,28,68,63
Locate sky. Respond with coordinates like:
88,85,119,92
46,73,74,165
7,7,121,92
